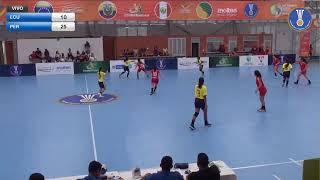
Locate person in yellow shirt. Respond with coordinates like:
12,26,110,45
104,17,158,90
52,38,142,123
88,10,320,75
282,58,293,88
119,57,132,78
190,77,211,131
97,67,106,97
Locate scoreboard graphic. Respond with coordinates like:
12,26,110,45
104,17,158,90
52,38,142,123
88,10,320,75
5,5,75,32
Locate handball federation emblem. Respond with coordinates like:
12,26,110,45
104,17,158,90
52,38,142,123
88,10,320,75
288,8,312,31
60,93,117,105
10,65,22,76
244,3,258,18
98,1,117,20
34,1,54,13
156,59,167,70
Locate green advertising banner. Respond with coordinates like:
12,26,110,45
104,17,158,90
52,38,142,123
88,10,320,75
74,61,110,74
209,56,239,68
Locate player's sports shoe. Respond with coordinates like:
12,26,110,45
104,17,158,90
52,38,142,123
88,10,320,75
205,122,212,127
189,124,196,131
258,108,266,112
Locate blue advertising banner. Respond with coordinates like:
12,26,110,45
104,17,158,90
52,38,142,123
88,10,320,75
145,57,177,70
268,54,296,65
0,64,36,77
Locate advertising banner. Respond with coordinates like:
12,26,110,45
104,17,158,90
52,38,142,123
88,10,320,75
209,56,239,67
74,61,110,74
0,64,36,77
177,57,209,70
36,62,74,75
1,0,304,22
239,55,268,67
145,57,177,70
110,59,144,73
299,31,311,57
268,54,296,65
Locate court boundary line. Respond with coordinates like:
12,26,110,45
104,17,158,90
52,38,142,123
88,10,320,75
85,75,98,161
273,174,282,180
288,158,302,166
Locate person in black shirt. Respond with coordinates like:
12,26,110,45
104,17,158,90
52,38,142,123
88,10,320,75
187,153,220,180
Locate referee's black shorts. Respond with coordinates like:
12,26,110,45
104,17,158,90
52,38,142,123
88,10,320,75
194,98,205,110
283,71,290,79
98,82,105,89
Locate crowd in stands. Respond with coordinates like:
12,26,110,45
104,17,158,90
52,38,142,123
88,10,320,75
29,153,220,180
122,46,169,58
29,41,97,63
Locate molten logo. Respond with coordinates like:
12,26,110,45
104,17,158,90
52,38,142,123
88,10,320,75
79,94,97,103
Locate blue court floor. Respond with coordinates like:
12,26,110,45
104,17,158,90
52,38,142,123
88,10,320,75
1,64,320,180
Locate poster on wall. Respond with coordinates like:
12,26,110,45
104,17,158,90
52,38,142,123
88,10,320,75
239,55,268,67
299,31,311,57
109,59,144,73
177,57,209,70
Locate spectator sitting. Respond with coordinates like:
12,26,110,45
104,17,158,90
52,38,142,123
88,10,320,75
89,53,96,61
80,161,104,180
29,51,39,63
44,49,51,62
67,48,74,61
55,51,61,62
142,156,184,180
75,50,81,62
35,48,42,59
29,173,44,180
187,153,220,180
60,53,65,62
163,48,168,56
153,46,159,56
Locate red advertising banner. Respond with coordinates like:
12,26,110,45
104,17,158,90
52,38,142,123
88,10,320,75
1,0,305,22
299,31,311,57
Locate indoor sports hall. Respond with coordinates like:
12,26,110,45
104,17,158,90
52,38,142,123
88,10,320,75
0,1,320,180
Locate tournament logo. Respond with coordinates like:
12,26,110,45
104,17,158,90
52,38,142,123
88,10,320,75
244,3,258,18
270,4,283,17
196,2,213,19
125,4,149,17
154,1,172,20
288,8,312,31
156,59,167,70
60,93,117,105
10,65,22,76
84,62,99,73
98,1,117,20
34,1,54,13
179,3,192,14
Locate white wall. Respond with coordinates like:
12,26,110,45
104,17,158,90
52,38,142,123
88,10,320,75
17,37,103,64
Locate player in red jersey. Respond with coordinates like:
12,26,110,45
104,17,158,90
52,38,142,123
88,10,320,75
254,70,267,112
136,59,148,79
272,55,281,77
150,66,160,95
294,57,311,85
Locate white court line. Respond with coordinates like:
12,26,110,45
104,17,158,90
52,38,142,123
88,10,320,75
289,158,302,166
232,160,303,170
273,174,282,180
85,75,98,161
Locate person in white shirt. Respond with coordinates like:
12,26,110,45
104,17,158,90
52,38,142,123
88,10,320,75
89,53,97,61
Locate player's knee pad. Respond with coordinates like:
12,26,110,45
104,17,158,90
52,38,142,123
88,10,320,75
194,112,199,117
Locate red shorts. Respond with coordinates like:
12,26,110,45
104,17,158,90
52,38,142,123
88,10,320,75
138,68,145,72
300,71,307,75
259,88,267,96
152,78,159,84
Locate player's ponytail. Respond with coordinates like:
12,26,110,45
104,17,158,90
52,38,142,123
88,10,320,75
198,77,204,88
98,67,102,78
285,58,289,68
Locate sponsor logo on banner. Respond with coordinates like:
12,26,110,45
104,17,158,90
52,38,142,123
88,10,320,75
110,60,142,72
38,65,54,73
156,59,167,70
217,8,238,17
10,65,22,76
217,58,232,67
98,1,117,20
196,2,213,19
60,93,117,105
125,3,150,17
179,3,192,14
270,3,298,17
0,5,5,17
178,57,209,69
239,55,268,66
154,1,172,20
34,1,54,13
244,3,258,18
288,8,312,31
36,62,74,75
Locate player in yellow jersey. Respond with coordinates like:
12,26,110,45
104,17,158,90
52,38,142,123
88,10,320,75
119,57,132,78
189,77,211,130
97,67,106,97
282,58,293,88
197,57,204,76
